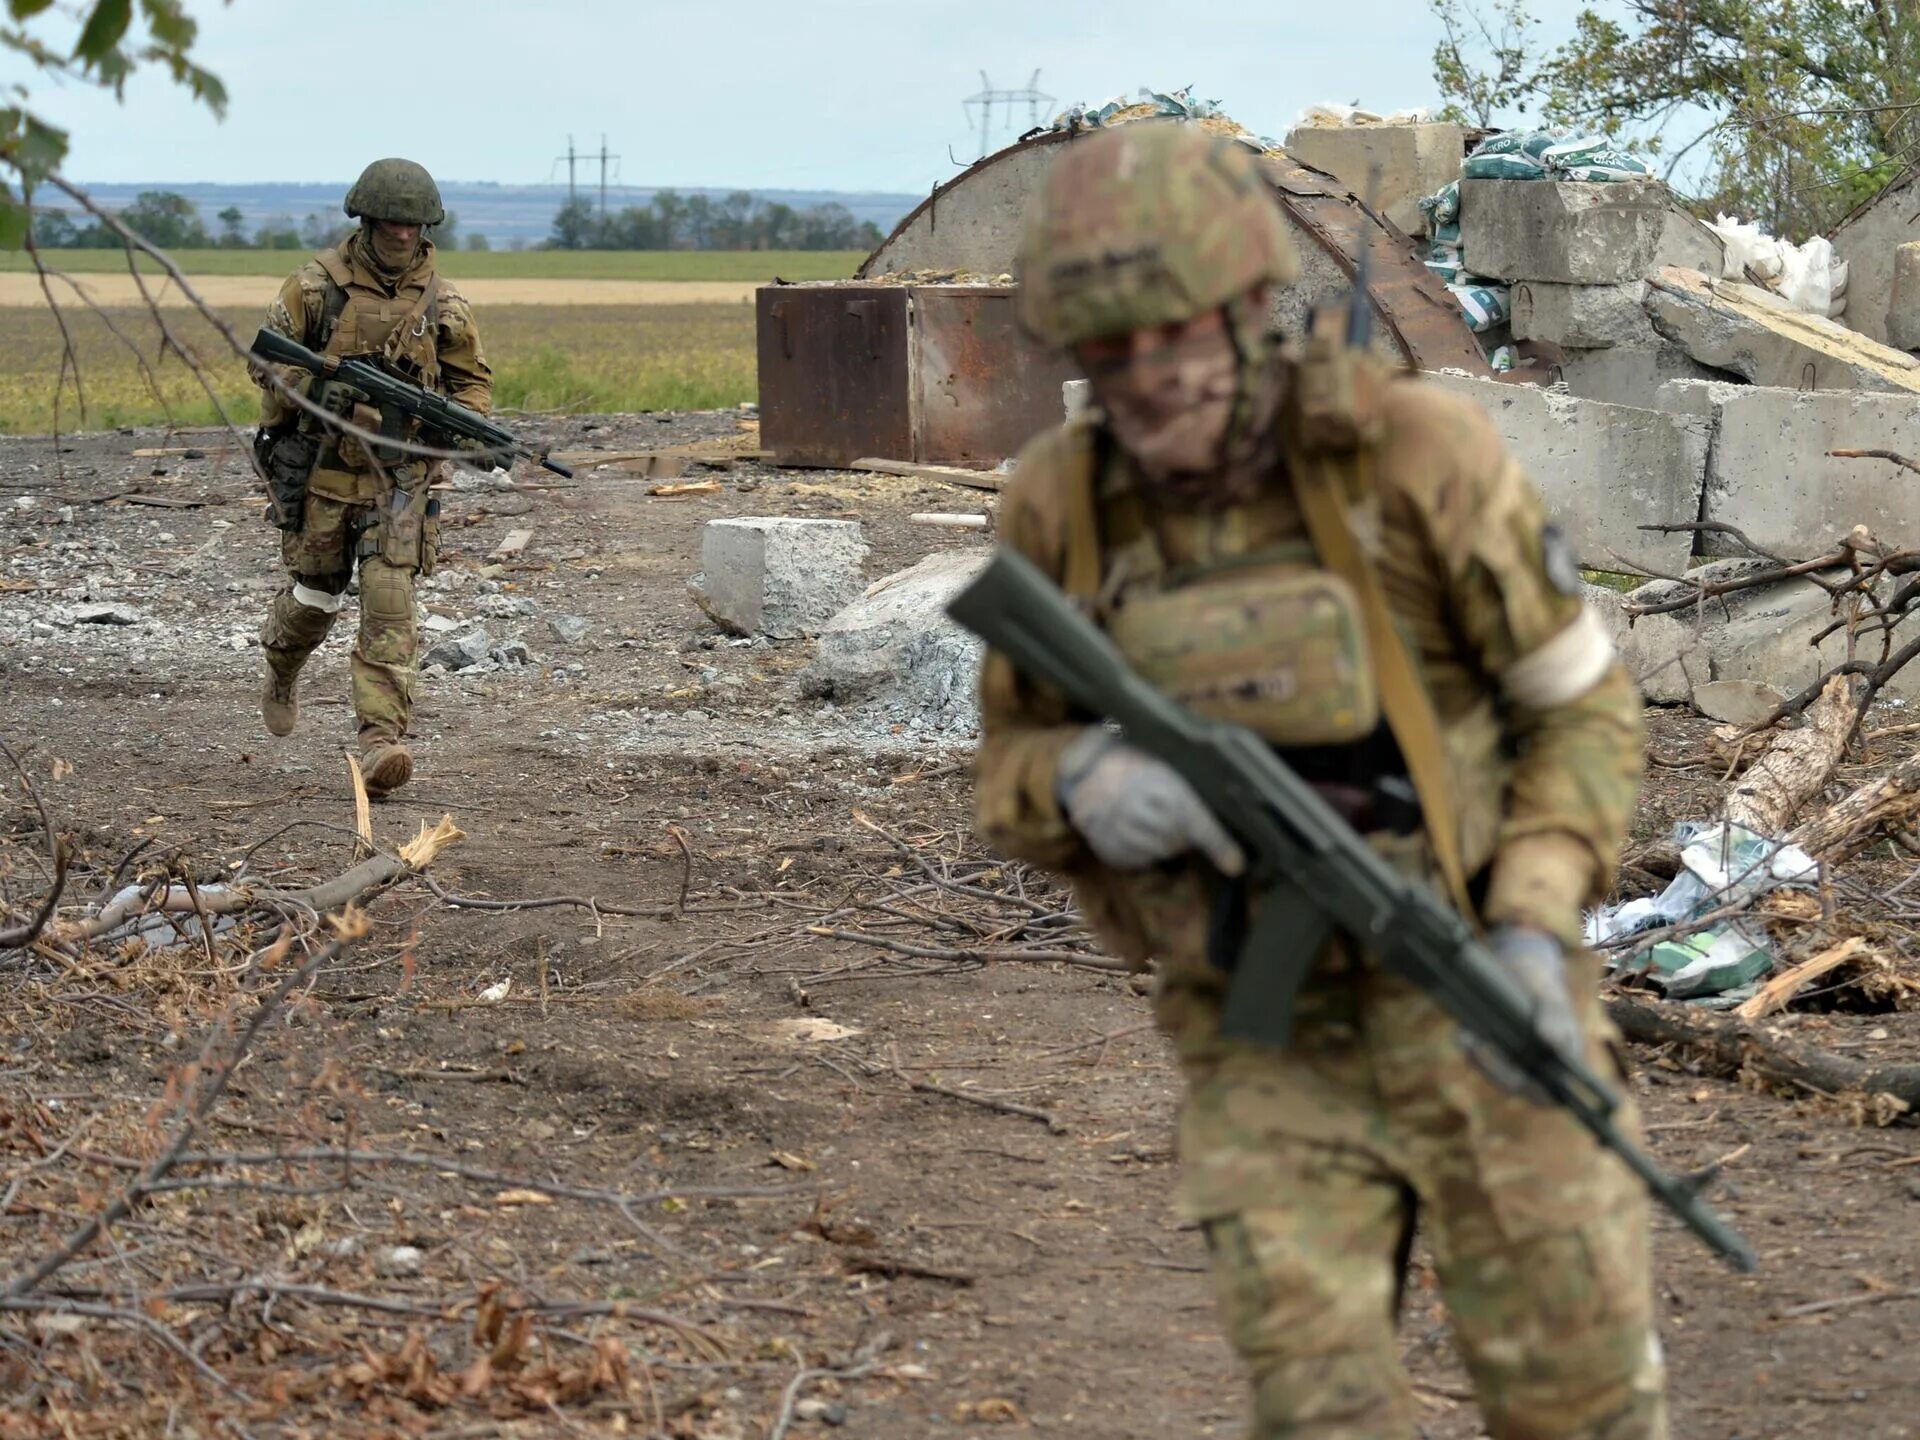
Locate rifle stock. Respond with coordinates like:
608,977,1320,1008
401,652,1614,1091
948,545,1757,1273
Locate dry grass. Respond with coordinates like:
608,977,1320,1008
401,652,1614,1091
0,303,757,433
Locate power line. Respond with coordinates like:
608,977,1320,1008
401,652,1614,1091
596,134,621,217
962,69,1055,158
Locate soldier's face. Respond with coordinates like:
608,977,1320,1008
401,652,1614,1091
370,220,422,268
1076,305,1239,484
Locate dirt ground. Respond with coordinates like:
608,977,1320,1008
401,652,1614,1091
3,418,1919,1439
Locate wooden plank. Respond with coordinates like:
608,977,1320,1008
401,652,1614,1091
1734,937,1869,1021
492,528,534,559
851,457,1005,492
648,480,723,497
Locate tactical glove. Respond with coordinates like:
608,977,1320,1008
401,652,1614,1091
314,378,372,416
1469,925,1585,1100
1054,728,1245,875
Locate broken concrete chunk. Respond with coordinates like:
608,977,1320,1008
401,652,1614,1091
1556,344,1738,409
689,517,868,640
1422,373,1707,574
491,640,533,666
1582,583,1708,705
800,550,988,732
424,629,492,671
1281,121,1468,236
1888,241,1920,352
1691,679,1787,727
1653,207,1726,278
1510,280,1654,350
547,614,589,645
70,602,142,626
1458,178,1666,284
1645,267,1920,393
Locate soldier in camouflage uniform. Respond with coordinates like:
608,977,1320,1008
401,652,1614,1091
252,157,491,796
974,123,1664,1438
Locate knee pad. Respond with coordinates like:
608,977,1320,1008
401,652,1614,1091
359,559,415,628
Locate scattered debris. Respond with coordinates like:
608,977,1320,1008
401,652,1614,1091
491,527,535,560
547,614,589,645
425,630,494,672
689,517,869,640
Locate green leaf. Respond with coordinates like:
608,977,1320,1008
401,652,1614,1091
137,0,195,50
73,0,133,64
8,0,58,20
0,184,29,251
14,110,65,179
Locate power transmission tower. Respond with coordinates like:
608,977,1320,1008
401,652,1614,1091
595,134,621,217
555,135,580,205
962,70,1055,158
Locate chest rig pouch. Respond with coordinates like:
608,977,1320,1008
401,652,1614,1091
311,248,441,484
1104,558,1380,748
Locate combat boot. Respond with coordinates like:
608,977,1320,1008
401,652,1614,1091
360,740,414,798
262,667,299,737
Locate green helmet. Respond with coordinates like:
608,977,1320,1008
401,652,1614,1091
1016,122,1301,347
343,158,445,226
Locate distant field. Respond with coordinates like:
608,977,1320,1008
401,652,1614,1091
0,248,865,281
0,303,757,434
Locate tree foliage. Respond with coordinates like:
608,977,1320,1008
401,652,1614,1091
1542,1,1920,238
1,0,228,246
547,188,883,252
1431,1,1920,239
1430,0,1541,128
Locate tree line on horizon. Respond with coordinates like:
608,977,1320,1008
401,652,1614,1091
547,189,883,251
26,186,885,255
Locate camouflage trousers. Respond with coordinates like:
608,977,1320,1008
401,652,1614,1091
1156,949,1667,1440
260,490,433,745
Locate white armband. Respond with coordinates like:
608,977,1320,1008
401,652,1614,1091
1501,607,1615,710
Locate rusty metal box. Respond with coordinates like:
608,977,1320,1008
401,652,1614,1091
756,283,1082,469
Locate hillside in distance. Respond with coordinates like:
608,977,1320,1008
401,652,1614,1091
58,180,923,248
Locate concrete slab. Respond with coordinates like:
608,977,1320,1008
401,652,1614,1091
1691,570,1920,704
1511,280,1655,349
1582,582,1708,704
1645,267,1920,394
1458,178,1667,283
1423,372,1707,573
1832,171,1920,345
1281,122,1467,235
690,517,869,639
1701,386,1920,559
1555,343,1738,409
1655,208,1726,278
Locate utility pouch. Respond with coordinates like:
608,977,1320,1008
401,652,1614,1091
374,484,428,570
421,496,442,578
254,426,319,533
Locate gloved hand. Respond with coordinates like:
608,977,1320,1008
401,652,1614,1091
1054,728,1245,875
313,378,371,416
1469,925,1585,1100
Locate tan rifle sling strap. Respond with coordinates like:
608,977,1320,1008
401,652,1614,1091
1289,445,1476,920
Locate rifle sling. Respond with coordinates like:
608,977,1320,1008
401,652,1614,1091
1289,446,1475,921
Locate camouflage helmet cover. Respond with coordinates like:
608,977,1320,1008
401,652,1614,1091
1016,122,1301,347
344,158,446,226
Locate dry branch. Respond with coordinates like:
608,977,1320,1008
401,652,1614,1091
1790,749,1920,863
1724,675,1861,834
1608,998,1920,1112
1734,937,1871,1020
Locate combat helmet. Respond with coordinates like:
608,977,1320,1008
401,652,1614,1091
1016,122,1300,347
344,158,445,226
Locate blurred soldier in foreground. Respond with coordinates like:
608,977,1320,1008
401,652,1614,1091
972,122,1663,1438
250,157,491,796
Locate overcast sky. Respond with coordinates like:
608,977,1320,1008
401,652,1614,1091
16,0,1603,194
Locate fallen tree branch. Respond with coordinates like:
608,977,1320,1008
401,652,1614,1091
1790,749,1920,864
807,927,1127,974
0,739,70,953
1607,997,1920,1113
1724,674,1860,834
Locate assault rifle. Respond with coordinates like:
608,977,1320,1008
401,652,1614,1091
249,328,573,478
947,548,1759,1273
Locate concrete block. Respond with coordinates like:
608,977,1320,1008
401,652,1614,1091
1510,280,1654,349
1282,122,1467,235
690,518,869,639
1701,386,1920,559
1646,267,1920,394
801,550,988,733
1423,373,1708,573
1654,208,1726,278
1458,179,1667,283
1063,379,1091,420
1832,180,1919,345
1582,582,1708,705
1691,571,1920,704
1888,241,1920,351
1555,343,1738,408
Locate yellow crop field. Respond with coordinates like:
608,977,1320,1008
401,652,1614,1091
0,303,758,434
